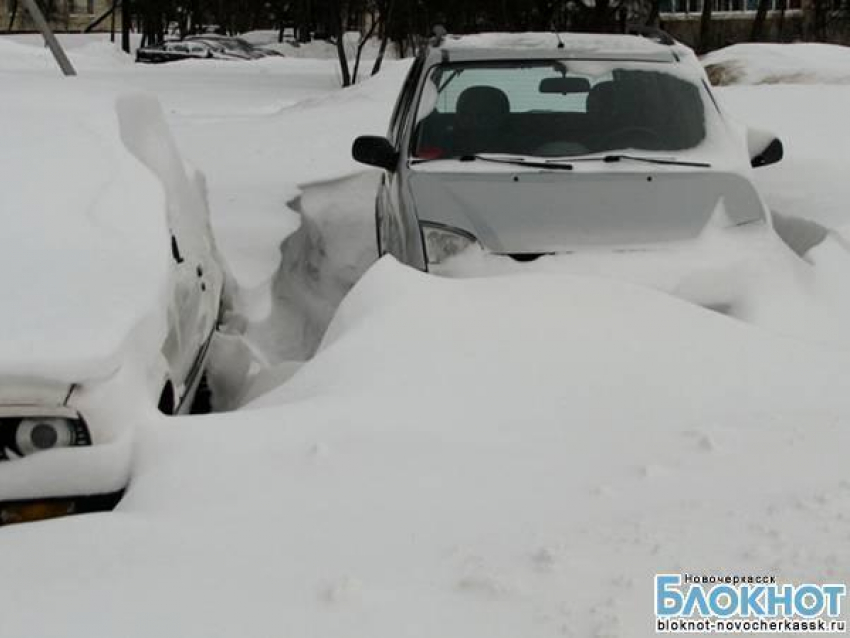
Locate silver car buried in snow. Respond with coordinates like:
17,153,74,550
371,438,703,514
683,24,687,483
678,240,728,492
352,31,785,273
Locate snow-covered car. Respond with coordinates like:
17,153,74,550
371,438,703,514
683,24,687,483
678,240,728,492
0,81,226,525
136,39,246,63
352,30,786,274
184,34,282,59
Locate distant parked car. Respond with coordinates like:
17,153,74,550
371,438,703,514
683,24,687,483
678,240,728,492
135,39,245,63
184,34,283,58
353,30,786,276
0,83,227,526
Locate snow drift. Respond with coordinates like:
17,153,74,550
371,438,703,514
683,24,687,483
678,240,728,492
704,42,850,86
2,258,850,638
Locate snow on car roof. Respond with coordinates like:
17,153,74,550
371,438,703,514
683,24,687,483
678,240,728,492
439,32,680,62
0,75,173,383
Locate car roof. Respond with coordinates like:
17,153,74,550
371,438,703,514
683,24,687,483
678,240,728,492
427,32,686,65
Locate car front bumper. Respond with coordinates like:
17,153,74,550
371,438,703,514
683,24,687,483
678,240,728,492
0,491,124,526
0,432,132,525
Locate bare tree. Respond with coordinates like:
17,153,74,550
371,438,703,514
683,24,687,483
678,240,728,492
750,0,771,40
351,8,379,81
371,0,393,75
7,0,19,30
122,0,132,52
699,0,713,52
329,0,353,86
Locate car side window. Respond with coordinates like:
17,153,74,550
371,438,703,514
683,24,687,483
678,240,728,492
388,57,424,147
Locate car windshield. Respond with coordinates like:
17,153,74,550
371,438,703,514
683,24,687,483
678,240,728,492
412,61,708,160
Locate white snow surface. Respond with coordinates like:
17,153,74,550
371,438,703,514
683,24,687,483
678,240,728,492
1,35,850,638
720,86,850,233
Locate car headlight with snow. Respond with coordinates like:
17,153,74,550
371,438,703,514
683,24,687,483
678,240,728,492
421,222,479,265
0,415,91,460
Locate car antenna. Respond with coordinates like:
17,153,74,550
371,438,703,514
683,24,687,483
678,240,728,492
432,24,448,47
554,31,566,49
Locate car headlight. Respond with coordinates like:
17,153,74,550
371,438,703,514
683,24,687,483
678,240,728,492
421,222,479,265
0,416,91,460
16,418,77,455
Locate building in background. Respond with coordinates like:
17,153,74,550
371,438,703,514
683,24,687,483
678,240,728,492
660,0,803,45
0,0,118,33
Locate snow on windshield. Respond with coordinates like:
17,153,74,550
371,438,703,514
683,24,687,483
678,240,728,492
413,62,708,160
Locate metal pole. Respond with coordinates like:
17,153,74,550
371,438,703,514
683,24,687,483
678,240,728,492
20,0,77,76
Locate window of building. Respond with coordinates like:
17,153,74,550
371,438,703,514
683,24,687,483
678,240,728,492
661,0,802,13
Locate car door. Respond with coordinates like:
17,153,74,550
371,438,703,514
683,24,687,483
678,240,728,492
115,94,221,402
165,178,223,397
378,56,427,271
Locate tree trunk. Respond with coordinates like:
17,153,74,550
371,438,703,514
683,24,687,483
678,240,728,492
84,0,117,33
336,36,351,86
371,0,394,76
646,0,661,25
110,0,116,42
331,1,352,87
8,0,18,30
698,0,713,52
121,0,131,53
750,0,771,40
351,12,378,84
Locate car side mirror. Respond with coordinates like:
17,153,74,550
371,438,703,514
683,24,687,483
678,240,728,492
353,136,399,172
747,128,784,168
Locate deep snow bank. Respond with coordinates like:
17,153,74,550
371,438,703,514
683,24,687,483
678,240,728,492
2,259,849,638
704,42,850,85
716,83,850,232
0,35,134,71
171,60,408,294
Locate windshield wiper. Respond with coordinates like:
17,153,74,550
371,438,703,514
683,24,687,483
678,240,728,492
461,154,574,170
410,154,574,169
556,154,711,168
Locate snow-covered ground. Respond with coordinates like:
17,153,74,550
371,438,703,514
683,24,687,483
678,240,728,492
1,36,850,637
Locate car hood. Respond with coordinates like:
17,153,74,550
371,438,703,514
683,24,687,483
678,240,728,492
408,169,766,254
0,78,173,385
0,381,72,407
